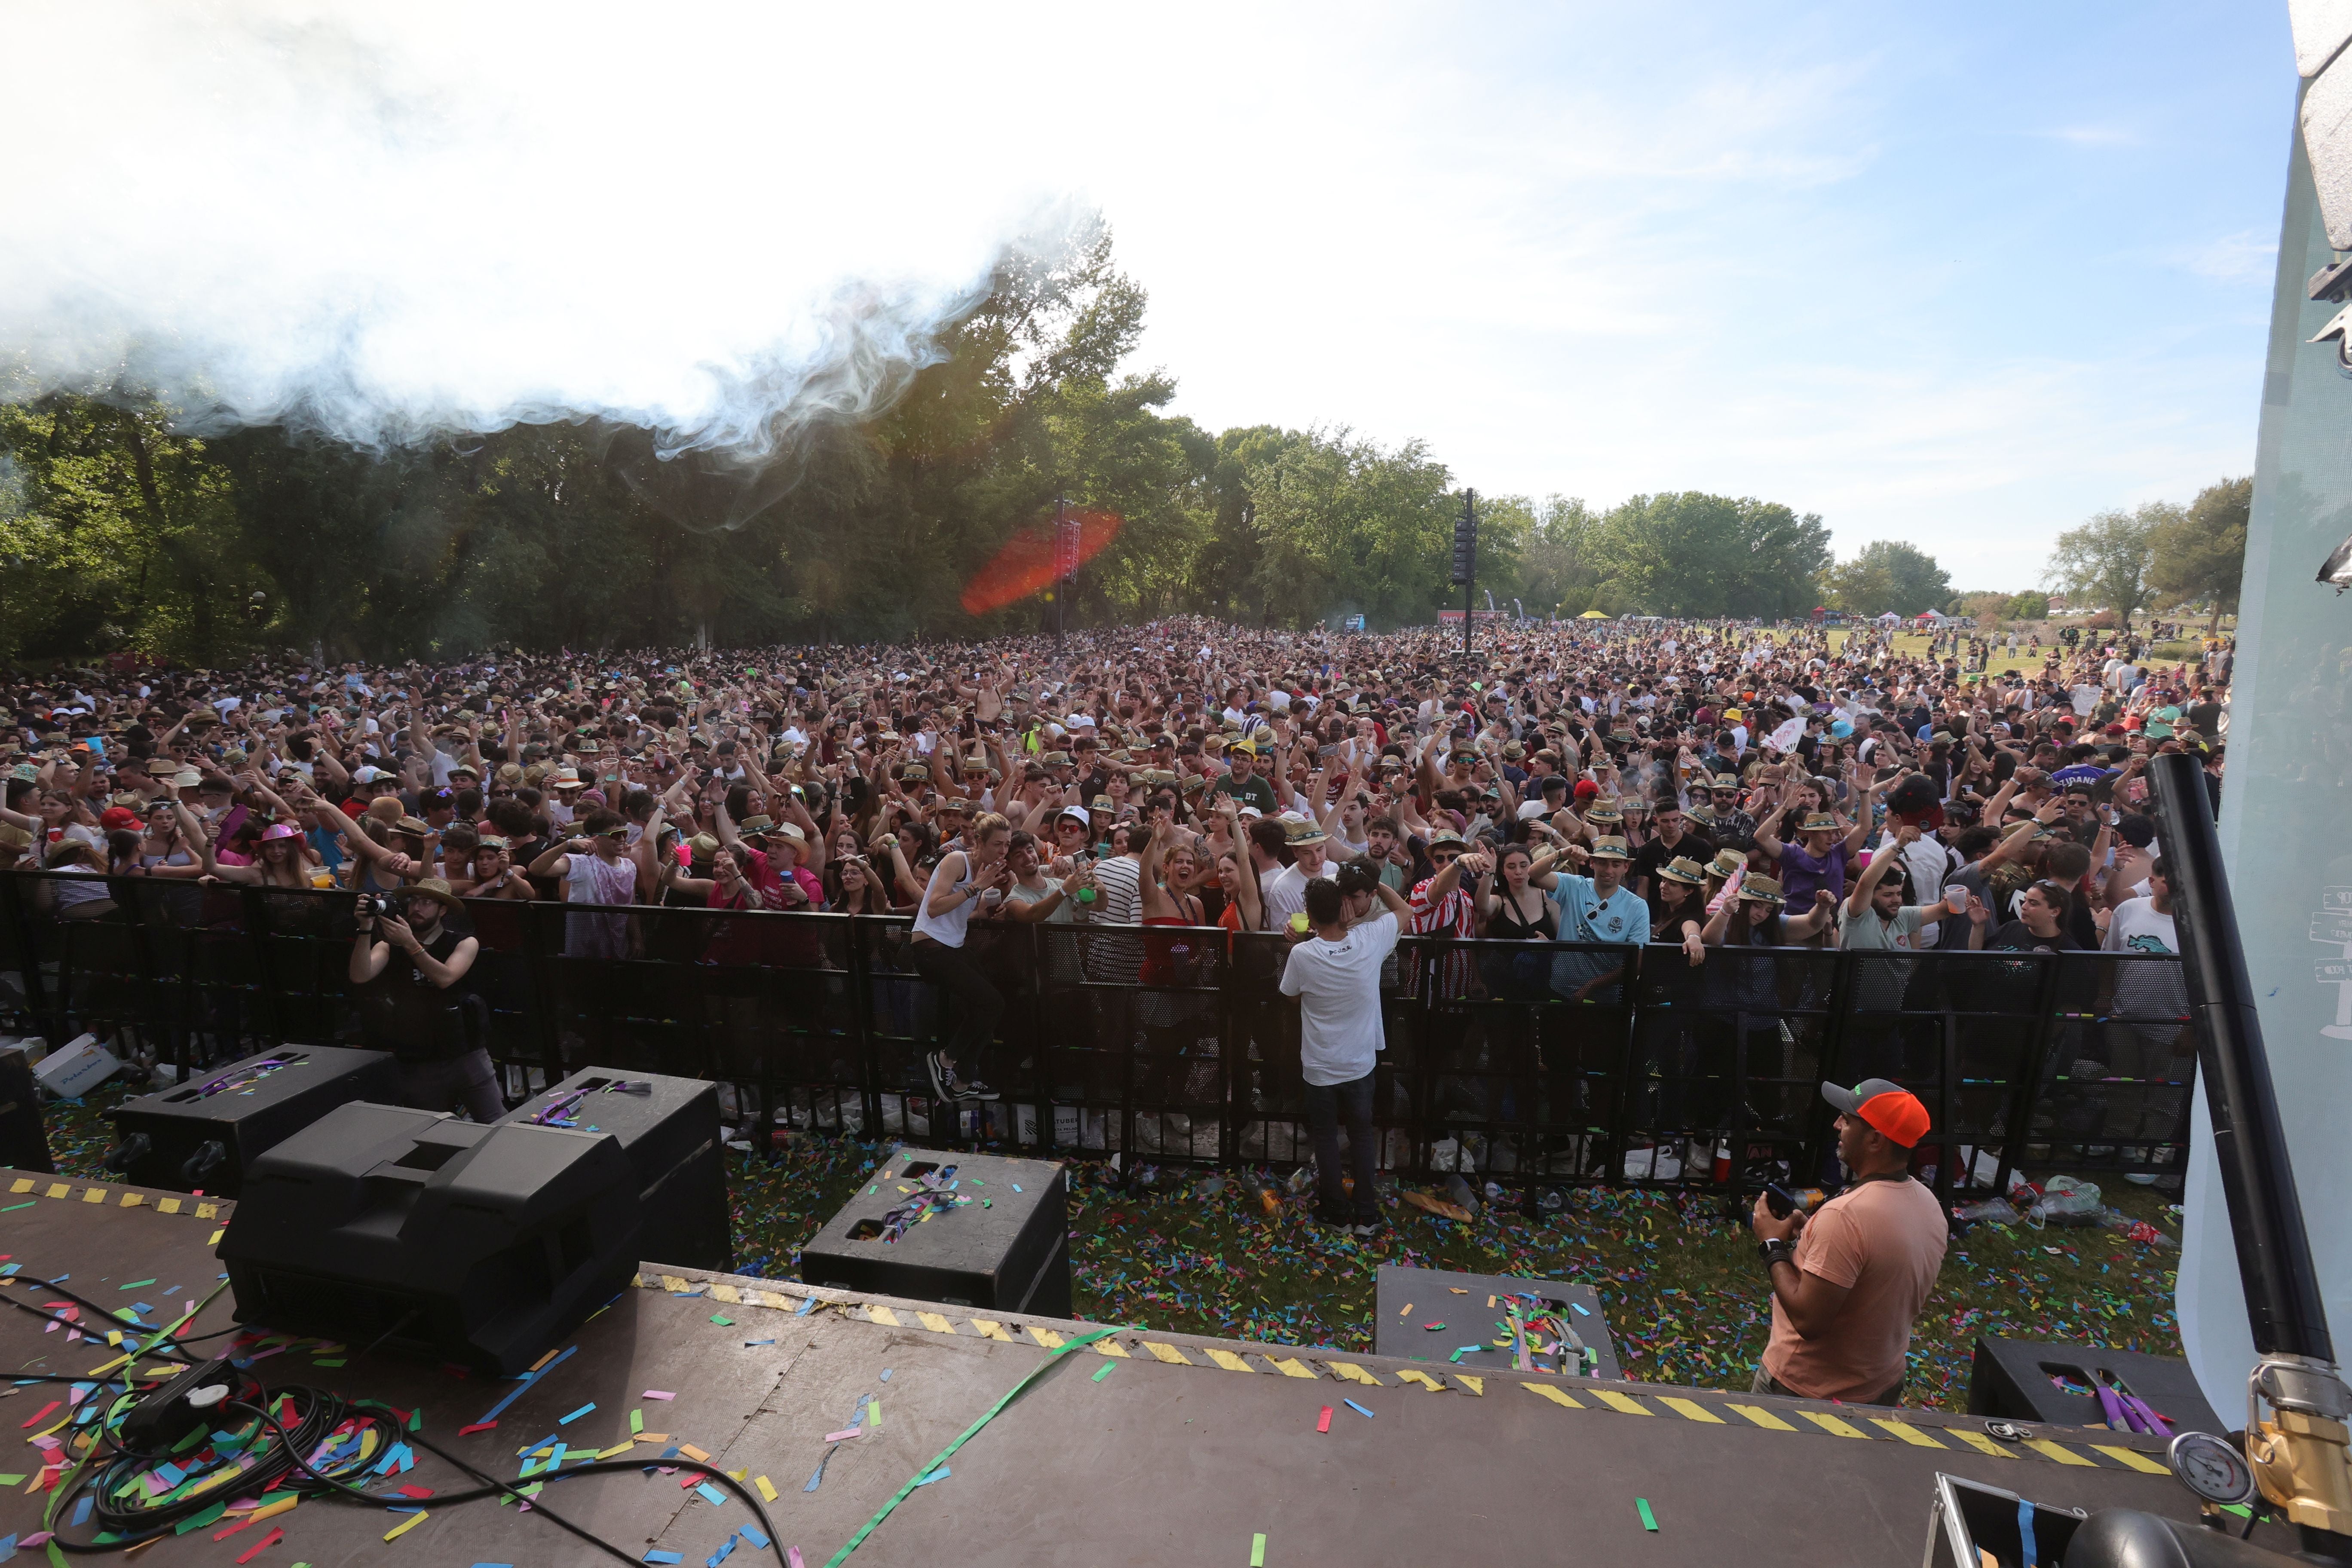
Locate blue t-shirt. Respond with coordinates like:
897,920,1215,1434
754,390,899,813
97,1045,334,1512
1547,873,1648,997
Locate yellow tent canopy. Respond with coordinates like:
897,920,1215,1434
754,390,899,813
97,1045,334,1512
1578,609,1610,619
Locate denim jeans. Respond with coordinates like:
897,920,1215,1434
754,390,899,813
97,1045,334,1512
1307,1069,1379,1221
910,937,1002,1078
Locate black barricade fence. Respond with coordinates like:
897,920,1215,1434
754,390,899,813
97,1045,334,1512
0,871,2194,1205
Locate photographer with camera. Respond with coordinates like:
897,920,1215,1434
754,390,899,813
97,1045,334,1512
348,880,503,1122
1748,1078,1946,1406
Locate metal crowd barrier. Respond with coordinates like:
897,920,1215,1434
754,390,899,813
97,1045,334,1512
0,871,2194,1208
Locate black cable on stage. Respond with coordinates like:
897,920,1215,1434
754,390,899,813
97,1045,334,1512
35,1378,788,1567
0,1275,199,1366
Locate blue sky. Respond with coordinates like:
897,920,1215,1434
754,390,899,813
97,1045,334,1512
1,3,2293,591
1081,4,2297,587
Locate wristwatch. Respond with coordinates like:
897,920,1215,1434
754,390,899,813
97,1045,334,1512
1758,1237,1796,1270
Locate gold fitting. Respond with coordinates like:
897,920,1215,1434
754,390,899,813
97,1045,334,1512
2248,1412,2352,1535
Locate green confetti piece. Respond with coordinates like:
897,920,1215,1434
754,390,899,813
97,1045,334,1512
1091,1361,1114,1382
629,1408,644,1434
0,1473,22,1486
119,1280,157,1291
0,1202,32,1213
312,1358,346,1367
1250,1532,1267,1566
710,1314,735,1326
1636,1498,1658,1531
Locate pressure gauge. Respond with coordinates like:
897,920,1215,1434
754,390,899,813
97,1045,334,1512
2168,1431,2257,1507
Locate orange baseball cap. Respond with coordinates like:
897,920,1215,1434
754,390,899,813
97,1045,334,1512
1821,1077,1929,1147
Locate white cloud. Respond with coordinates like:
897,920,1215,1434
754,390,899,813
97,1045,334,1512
0,0,2275,589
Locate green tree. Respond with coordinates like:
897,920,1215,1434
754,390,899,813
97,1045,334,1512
1243,429,1455,629
2045,504,2166,630
2004,590,2050,620
1819,539,1953,616
2148,476,2250,632
1585,492,1830,618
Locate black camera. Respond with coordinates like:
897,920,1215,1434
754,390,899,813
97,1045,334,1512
356,892,399,920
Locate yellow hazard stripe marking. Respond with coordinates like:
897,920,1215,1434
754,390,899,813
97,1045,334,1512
1026,1326,1065,1349
1268,1357,1315,1378
916,1312,956,1335
1206,1349,1253,1373
1658,1396,1724,1423
1800,1411,1870,1439
1949,1429,2018,1458
1727,1403,1798,1431
1591,1390,1652,1415
972,1319,1013,1341
2025,1439,2097,1466
2092,1444,2170,1473
1525,1383,1584,1409
1871,1419,1947,1448
1143,1341,1193,1365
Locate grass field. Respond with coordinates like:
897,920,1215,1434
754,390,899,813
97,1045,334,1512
41,1083,2184,1410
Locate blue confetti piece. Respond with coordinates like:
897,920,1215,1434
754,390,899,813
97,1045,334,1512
795,1295,818,1316
695,1482,728,1507
878,1369,892,1382
71,1495,92,1526
913,1465,950,1487
804,1449,833,1492
1011,1184,1022,1192
1572,1302,1591,1316
643,1554,683,1566
706,1536,737,1568
739,1525,771,1549
559,1402,596,1424
1344,1399,1375,1419
472,1563,517,1567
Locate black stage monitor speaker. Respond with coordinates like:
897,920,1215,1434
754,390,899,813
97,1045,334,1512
1967,1335,2224,1437
104,1046,402,1197
0,1047,53,1174
799,1148,1067,1317
224,1101,654,1374
498,1069,729,1274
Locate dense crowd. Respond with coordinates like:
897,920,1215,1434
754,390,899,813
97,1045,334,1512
0,614,2222,1156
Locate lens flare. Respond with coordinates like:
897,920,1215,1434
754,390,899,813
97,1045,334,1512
959,510,1121,615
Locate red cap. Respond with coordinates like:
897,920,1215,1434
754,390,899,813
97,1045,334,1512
98,807,141,831
1573,779,1600,800
1821,1077,1930,1147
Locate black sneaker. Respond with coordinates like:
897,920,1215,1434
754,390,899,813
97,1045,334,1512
1312,1204,1355,1230
960,1078,1003,1102
1351,1215,1385,1237
925,1051,958,1101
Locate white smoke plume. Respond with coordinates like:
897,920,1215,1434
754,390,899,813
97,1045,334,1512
0,2,1074,460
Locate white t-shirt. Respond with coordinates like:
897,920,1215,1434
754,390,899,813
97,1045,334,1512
2102,894,2186,1023
1262,862,1312,931
1279,911,1400,1087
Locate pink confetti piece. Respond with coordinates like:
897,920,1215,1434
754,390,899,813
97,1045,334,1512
642,1390,676,1400
787,1550,804,1568
822,1428,861,1444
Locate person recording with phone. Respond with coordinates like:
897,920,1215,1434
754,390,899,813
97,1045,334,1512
348,879,503,1122
1749,1079,1947,1406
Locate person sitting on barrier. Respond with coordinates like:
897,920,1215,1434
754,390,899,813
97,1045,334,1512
1279,865,1413,1234
1749,1078,1946,1406
349,877,502,1123
912,808,1011,1103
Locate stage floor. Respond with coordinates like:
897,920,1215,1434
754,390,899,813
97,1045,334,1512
0,1169,2283,1566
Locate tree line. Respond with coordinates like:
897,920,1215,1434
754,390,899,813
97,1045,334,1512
0,227,2247,664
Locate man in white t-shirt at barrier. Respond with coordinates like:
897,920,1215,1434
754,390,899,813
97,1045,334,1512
1279,863,1412,1234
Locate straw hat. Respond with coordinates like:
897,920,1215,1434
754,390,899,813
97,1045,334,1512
1738,874,1787,906
1659,856,1706,886
1586,835,1630,861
